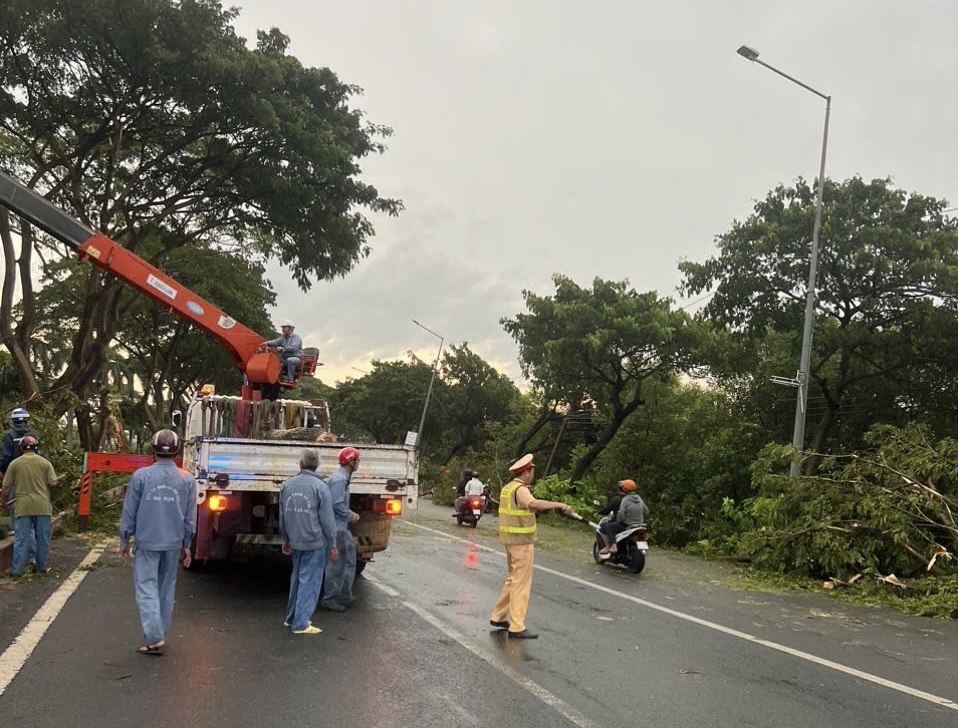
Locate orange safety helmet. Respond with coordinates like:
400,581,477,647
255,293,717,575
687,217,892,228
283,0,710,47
619,479,636,492
338,446,361,465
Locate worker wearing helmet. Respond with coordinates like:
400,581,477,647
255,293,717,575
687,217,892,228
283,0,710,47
599,479,648,555
321,447,361,612
490,453,576,640
264,319,304,385
119,429,198,655
3,434,57,576
596,480,627,521
0,408,40,558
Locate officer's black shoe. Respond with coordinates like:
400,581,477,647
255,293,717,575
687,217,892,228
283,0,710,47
490,620,510,629
507,629,538,639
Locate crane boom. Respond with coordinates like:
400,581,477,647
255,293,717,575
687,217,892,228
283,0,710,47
0,170,291,393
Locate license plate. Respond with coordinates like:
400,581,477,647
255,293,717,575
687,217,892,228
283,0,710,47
472,509,481,515
637,541,648,550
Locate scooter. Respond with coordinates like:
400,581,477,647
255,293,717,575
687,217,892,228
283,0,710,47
453,495,485,527
579,514,649,574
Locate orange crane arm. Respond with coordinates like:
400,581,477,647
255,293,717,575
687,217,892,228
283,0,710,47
0,171,281,386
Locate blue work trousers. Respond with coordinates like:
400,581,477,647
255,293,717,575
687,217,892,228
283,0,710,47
282,356,301,380
321,530,357,607
286,548,328,631
11,515,49,575
133,548,181,645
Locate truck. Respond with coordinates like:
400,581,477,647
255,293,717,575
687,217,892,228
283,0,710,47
0,171,418,571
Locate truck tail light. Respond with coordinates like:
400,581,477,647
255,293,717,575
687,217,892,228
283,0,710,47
370,498,402,515
209,494,228,512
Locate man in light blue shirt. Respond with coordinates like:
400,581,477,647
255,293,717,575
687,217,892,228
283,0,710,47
320,447,361,612
265,319,304,384
280,448,339,634
119,429,197,656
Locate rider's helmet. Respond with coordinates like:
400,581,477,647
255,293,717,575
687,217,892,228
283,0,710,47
338,446,361,465
620,479,636,492
19,434,39,452
11,408,29,426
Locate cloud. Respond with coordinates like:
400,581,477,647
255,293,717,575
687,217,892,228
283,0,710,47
233,0,958,390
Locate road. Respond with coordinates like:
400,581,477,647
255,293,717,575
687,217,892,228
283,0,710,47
1,500,958,727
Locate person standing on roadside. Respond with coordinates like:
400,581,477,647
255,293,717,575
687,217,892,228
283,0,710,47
119,429,197,656
3,435,57,576
489,453,575,640
320,446,361,612
280,448,339,635
0,408,40,558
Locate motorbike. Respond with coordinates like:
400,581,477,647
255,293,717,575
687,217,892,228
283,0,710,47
587,514,648,574
453,494,485,527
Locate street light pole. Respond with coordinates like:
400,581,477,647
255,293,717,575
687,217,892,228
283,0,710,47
737,45,831,478
412,319,444,449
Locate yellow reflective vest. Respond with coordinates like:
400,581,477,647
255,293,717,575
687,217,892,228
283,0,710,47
498,480,536,545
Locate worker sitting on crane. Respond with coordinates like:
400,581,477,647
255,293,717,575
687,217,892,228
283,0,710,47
264,319,304,384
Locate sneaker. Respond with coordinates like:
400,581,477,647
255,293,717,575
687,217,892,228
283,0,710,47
283,621,290,627
292,624,322,635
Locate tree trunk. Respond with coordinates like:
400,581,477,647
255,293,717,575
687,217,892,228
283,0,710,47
0,212,41,402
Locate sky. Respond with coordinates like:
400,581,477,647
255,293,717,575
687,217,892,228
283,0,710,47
230,0,958,387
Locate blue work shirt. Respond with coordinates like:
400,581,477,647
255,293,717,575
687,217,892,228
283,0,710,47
0,424,41,474
120,459,198,551
265,333,304,359
326,465,352,531
279,469,337,551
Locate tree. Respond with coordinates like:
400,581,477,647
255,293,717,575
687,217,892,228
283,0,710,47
435,343,523,462
502,275,701,485
680,177,958,471
0,0,401,443
328,360,437,445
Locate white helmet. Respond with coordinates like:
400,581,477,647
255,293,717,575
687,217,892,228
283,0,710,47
281,319,294,328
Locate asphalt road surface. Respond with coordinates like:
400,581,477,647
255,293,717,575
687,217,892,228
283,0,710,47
2,500,958,727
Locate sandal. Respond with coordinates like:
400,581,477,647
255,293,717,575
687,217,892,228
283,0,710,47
136,642,165,656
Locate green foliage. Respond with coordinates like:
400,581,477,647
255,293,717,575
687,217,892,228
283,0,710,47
589,378,761,547
329,360,434,444
0,0,401,427
681,176,958,459
723,429,958,580
502,275,704,484
528,474,598,518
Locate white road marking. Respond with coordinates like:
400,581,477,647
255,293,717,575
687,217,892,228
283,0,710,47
366,575,602,728
0,543,107,697
399,520,958,712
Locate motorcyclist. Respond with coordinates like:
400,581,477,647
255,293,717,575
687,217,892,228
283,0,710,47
596,480,627,518
481,483,499,513
599,479,648,554
456,469,473,499
455,470,484,514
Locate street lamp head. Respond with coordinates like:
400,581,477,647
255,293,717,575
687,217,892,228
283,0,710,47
737,45,760,61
